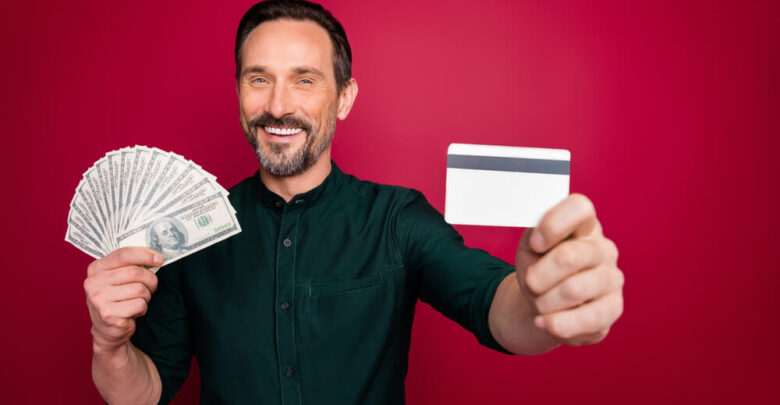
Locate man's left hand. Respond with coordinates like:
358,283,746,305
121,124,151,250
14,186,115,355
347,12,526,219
515,193,624,346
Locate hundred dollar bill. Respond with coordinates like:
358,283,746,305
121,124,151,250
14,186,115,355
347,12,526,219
115,191,241,269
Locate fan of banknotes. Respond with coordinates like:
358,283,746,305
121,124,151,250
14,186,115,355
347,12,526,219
65,146,242,270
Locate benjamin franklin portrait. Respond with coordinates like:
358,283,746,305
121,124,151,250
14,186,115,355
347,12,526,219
145,217,188,259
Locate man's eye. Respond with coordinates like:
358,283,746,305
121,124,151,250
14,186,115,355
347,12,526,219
252,77,267,84
299,79,312,84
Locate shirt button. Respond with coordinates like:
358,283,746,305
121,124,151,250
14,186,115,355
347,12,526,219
280,301,290,311
284,368,295,378
295,199,305,205
282,238,292,247
274,201,282,208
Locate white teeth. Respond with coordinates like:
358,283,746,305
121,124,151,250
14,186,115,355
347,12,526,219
264,126,303,136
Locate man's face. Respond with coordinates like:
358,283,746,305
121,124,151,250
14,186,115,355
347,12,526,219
237,19,340,177
153,222,180,250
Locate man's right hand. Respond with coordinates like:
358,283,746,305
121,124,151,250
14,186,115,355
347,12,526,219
84,247,163,363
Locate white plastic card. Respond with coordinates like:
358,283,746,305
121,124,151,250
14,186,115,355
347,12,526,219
444,143,571,228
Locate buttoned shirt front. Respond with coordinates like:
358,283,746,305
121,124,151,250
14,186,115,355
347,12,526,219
132,161,514,404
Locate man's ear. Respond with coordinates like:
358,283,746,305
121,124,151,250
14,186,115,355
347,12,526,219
336,78,359,120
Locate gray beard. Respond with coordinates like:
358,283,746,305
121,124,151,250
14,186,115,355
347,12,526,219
248,124,335,177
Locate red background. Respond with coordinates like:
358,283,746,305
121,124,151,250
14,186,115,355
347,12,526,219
1,0,777,403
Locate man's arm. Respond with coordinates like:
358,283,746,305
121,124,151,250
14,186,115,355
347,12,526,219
488,194,625,355
84,248,164,404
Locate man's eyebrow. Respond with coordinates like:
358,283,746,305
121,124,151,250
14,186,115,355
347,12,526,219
292,66,325,78
241,65,326,79
242,65,267,77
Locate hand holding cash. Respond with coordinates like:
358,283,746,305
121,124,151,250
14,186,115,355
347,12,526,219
73,146,242,374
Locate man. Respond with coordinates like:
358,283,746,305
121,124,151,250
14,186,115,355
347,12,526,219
147,218,187,260
83,1,624,404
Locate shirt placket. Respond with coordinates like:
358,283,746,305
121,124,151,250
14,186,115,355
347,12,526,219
275,199,302,405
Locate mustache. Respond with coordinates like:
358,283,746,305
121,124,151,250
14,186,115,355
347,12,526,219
248,113,312,133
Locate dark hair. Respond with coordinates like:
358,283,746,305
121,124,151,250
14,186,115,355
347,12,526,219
235,0,352,92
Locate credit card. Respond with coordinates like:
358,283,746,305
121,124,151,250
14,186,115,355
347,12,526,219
444,143,570,228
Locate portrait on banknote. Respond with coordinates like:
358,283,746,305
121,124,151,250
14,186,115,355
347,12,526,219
146,217,188,259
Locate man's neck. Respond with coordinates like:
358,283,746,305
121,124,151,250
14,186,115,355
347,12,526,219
258,150,332,202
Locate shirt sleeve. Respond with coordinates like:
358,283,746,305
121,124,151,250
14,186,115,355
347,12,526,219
131,259,193,404
394,189,514,354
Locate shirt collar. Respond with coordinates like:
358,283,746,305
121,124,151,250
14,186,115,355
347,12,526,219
253,160,343,208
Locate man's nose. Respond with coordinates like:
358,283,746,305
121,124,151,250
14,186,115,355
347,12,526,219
266,83,294,118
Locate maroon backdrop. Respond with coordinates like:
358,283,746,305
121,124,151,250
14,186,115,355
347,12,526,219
1,0,776,403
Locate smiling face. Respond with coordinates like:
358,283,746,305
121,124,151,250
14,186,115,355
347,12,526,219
237,19,352,177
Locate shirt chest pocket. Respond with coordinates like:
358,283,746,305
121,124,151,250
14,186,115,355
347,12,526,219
307,272,383,298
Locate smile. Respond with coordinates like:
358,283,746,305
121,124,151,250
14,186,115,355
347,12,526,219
264,126,303,136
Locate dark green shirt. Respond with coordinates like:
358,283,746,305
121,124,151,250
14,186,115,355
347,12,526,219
132,162,514,404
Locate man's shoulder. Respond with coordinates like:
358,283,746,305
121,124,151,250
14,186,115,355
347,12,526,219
338,169,424,206
223,172,258,208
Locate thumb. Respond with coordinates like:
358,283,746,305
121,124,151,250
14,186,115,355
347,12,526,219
516,228,541,273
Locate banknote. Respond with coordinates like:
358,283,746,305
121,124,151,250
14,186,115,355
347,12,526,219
116,192,241,268
65,146,241,268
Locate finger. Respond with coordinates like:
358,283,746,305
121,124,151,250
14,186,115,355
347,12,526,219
88,247,163,275
536,291,623,340
104,282,153,303
530,193,601,253
110,297,149,320
107,266,159,293
534,265,625,314
96,297,149,328
515,229,542,274
525,238,606,295
564,328,610,347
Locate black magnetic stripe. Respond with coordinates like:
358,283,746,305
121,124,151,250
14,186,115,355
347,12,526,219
447,154,570,175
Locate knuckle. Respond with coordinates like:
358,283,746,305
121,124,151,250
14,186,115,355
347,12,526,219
560,280,584,304
83,278,94,294
613,268,626,290
97,306,112,322
117,248,131,265
572,193,595,216
524,269,544,295
133,283,146,297
90,288,105,304
573,311,598,336
544,221,564,241
548,317,570,339
115,317,129,329
603,238,619,262
584,309,602,331
554,245,578,269
134,299,148,316
87,260,98,275
128,266,145,280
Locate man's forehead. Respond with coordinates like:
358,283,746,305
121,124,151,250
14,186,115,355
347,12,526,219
241,19,333,73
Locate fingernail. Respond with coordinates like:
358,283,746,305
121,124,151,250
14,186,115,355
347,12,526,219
153,254,163,265
534,315,545,330
530,231,545,252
